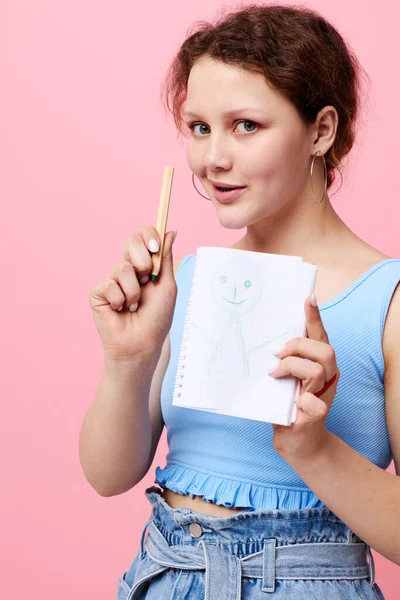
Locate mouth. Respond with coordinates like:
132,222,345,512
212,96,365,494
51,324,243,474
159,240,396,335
209,180,247,192
223,298,248,305
210,183,248,204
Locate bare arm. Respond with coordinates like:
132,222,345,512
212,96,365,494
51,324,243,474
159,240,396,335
79,259,180,497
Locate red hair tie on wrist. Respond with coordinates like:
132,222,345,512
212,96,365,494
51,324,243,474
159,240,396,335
314,372,338,398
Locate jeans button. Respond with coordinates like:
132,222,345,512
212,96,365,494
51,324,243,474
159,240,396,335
189,523,203,538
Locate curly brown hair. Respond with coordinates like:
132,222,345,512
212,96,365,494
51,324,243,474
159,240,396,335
161,4,368,190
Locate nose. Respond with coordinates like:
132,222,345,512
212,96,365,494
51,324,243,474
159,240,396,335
203,134,232,171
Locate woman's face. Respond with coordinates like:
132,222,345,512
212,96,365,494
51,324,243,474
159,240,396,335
184,56,315,230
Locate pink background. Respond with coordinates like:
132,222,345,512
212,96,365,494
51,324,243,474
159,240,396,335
2,0,399,597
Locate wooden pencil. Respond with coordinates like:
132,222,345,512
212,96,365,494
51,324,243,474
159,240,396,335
151,165,174,282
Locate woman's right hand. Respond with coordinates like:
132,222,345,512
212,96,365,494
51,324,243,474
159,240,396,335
89,227,178,362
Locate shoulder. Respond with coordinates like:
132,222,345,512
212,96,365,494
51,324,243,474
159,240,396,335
349,245,390,275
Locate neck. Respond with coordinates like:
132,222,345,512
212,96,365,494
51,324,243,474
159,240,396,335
235,195,355,266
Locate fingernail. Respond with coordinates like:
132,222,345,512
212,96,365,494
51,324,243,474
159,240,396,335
172,230,178,244
129,303,139,312
310,293,317,307
148,239,159,253
268,365,279,375
139,276,149,285
117,306,123,312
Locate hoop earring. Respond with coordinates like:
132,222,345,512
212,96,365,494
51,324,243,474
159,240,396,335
192,173,212,201
310,151,328,205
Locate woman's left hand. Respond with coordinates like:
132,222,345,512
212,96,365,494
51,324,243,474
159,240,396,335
269,295,340,463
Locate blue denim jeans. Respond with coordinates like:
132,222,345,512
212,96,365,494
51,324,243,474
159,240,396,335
116,486,385,599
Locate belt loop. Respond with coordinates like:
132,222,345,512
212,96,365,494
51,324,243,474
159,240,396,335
365,544,376,587
262,538,276,593
140,518,154,559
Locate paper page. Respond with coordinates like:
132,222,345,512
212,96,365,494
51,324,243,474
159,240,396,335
173,247,316,426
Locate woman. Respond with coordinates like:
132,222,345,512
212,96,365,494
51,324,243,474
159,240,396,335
81,5,400,598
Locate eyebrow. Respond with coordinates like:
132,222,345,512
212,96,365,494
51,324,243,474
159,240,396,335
183,108,267,119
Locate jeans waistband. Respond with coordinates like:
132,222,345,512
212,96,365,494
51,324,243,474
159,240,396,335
139,519,371,598
138,488,375,599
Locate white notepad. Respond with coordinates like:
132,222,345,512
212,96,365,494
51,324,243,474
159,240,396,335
172,247,317,426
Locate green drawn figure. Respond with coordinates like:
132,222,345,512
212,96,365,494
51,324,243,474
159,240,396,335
200,258,287,379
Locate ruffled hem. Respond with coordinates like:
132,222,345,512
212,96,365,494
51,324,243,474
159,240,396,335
155,463,325,511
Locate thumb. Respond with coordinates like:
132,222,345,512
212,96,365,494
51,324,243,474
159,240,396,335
156,231,176,284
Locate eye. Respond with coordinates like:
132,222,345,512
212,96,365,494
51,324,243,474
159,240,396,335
220,275,228,284
188,120,260,136
235,121,259,134
244,280,252,288
189,123,210,136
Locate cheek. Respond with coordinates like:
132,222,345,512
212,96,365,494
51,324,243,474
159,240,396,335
240,133,287,180
246,134,308,184
186,141,202,174
242,152,280,182
279,125,311,173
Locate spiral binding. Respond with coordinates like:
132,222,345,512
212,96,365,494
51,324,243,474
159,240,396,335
173,256,198,400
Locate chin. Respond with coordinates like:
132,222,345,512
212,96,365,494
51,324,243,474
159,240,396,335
213,203,258,230
215,213,250,230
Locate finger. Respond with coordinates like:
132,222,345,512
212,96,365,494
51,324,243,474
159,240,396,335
123,234,154,279
90,278,126,312
295,392,328,422
305,295,329,343
110,261,141,312
156,231,177,285
274,337,336,376
269,356,325,394
123,226,161,259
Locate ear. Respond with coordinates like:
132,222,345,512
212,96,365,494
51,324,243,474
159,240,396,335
311,105,339,156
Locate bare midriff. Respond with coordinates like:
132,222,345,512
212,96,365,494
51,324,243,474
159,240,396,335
161,487,246,516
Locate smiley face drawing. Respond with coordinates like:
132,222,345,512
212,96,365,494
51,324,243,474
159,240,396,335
199,258,287,379
210,259,262,316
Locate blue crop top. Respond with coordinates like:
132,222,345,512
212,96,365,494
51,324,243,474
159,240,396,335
155,254,400,511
